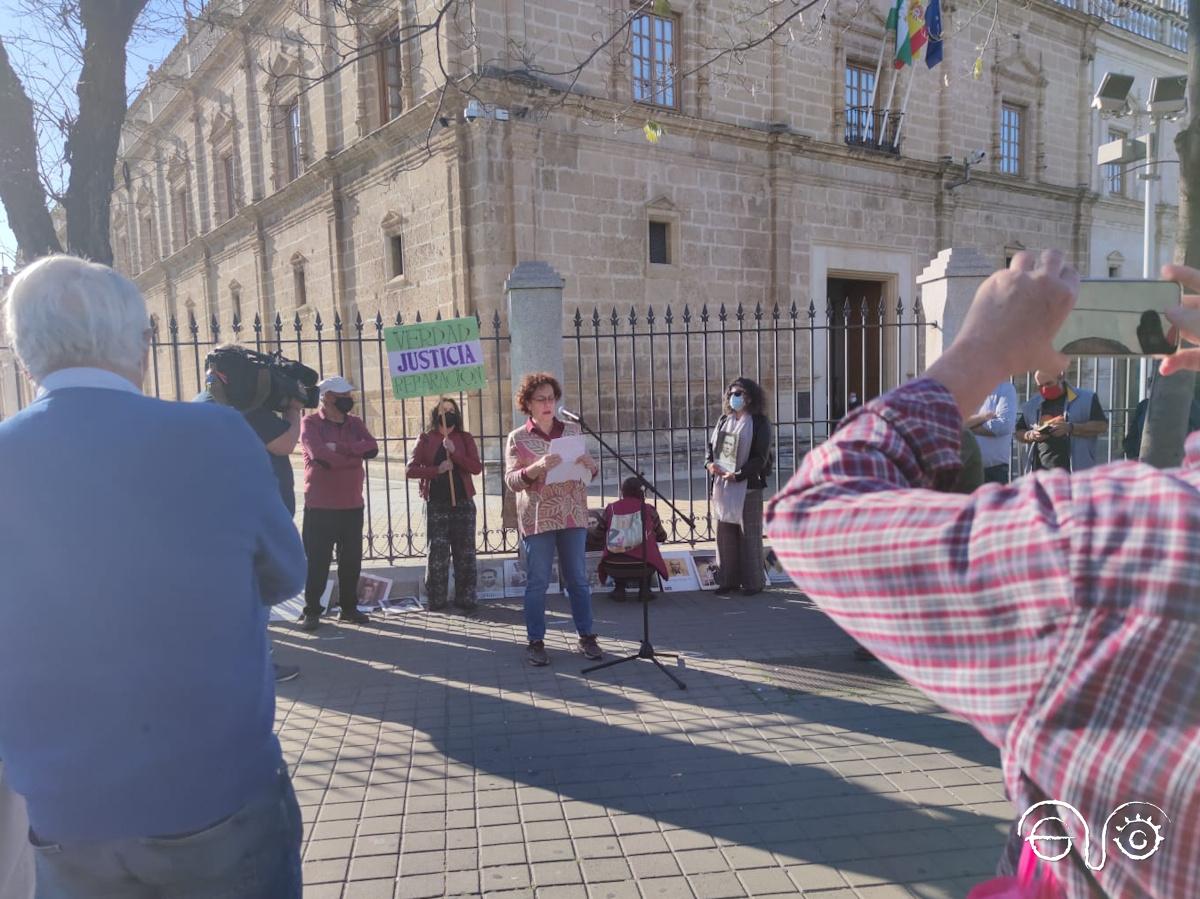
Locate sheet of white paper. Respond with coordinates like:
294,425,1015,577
545,435,590,485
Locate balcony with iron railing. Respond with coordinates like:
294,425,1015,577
844,107,904,155
1054,0,1187,52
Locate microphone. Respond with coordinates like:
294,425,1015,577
558,407,582,423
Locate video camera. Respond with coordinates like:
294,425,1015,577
204,345,319,413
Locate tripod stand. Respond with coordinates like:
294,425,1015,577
561,409,691,690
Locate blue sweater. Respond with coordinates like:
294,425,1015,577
0,385,307,841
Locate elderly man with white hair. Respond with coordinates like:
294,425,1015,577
0,255,307,898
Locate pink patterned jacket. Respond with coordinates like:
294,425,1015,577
504,418,595,537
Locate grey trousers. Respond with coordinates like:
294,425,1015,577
715,488,766,591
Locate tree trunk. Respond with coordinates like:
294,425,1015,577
61,0,148,267
1139,0,1200,469
0,37,62,262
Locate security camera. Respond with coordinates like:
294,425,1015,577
463,99,484,122
966,149,986,166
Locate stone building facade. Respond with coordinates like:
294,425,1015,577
96,0,1185,429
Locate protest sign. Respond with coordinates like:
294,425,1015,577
384,316,486,400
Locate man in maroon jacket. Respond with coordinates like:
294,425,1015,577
298,376,379,631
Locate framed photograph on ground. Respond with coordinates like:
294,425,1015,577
692,552,720,590
504,559,527,597
331,574,392,611
381,595,425,615
763,548,793,585
585,552,605,590
660,552,700,592
476,561,506,601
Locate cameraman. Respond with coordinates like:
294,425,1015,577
197,348,304,682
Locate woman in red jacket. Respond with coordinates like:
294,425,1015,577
406,397,483,612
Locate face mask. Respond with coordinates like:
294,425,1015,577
1039,384,1064,401
333,396,355,414
441,412,461,429
729,394,746,412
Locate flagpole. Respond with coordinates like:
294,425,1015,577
866,13,892,124
892,65,918,148
877,69,900,147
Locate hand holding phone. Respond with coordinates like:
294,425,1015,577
1057,280,1181,356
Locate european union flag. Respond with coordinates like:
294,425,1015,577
925,0,944,68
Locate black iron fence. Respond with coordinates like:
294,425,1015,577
0,306,1150,561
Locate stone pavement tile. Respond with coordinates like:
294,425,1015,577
532,860,585,887
397,851,445,877
404,793,446,813
907,876,988,898
481,841,528,867
581,857,634,883
574,835,623,859
395,872,446,899
480,864,533,891
306,838,355,862
480,823,527,845
446,828,480,850
445,869,481,896
401,811,446,832
523,801,567,822
586,882,641,899
629,853,683,879
688,872,747,899
445,847,480,871
620,833,671,856
563,800,609,819
481,891,534,899
303,885,343,899
558,818,606,839
785,863,851,892
674,849,731,876
719,846,776,870
734,867,794,895
445,809,477,829
611,814,662,836
856,886,918,899
529,838,575,863
638,876,696,898
396,831,441,854
664,830,718,852
348,851,398,881
310,820,358,841
535,887,589,899
356,815,404,836
480,805,522,826
303,858,350,885
319,802,366,822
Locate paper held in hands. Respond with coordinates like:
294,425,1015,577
545,435,592,485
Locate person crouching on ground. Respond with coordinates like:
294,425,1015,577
504,372,604,666
298,376,378,631
598,477,669,602
406,396,482,614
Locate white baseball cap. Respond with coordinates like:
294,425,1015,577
317,375,355,395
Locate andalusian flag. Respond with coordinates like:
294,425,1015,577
893,0,943,69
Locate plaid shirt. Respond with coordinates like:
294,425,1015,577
765,378,1199,899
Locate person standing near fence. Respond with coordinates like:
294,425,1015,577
407,397,482,613
504,372,604,666
298,376,378,631
1015,370,1108,473
965,379,1018,484
705,377,773,597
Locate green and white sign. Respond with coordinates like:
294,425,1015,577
383,316,487,400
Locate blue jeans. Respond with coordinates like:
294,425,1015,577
522,527,593,642
31,768,301,899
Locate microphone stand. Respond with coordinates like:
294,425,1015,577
563,409,688,690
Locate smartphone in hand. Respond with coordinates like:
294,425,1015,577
1057,280,1181,356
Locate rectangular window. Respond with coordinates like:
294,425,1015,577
648,220,670,265
173,186,191,249
1000,103,1024,176
1105,128,1127,196
285,101,302,183
221,153,238,220
231,285,243,321
632,12,677,109
1109,264,1121,278
844,62,877,144
293,265,307,308
376,26,403,124
389,234,405,278
140,214,156,269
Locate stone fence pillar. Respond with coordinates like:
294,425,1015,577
505,261,566,428
916,247,993,368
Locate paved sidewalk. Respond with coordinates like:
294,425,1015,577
271,588,1010,898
